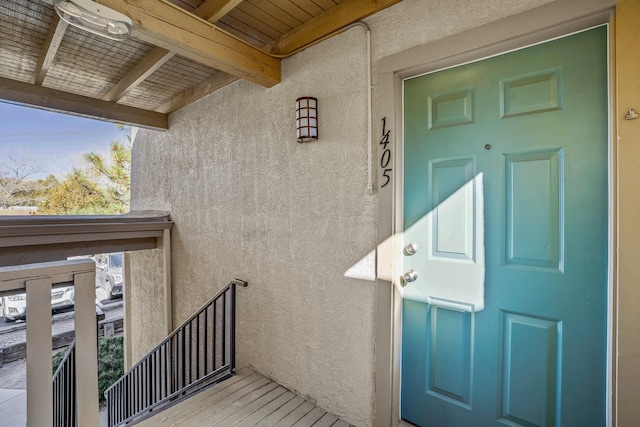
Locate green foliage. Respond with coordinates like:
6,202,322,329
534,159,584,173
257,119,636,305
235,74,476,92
84,140,131,210
52,347,67,374
97,336,124,402
36,125,132,215
38,169,115,215
51,336,124,403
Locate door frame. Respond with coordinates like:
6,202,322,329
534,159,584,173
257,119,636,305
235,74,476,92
374,2,616,426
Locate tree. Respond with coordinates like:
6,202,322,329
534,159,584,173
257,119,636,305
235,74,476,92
0,152,54,208
38,169,116,215
84,139,131,209
37,125,132,215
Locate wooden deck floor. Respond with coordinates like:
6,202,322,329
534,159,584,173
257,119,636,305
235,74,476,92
135,368,353,427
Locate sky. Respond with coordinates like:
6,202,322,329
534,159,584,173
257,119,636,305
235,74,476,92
0,101,128,179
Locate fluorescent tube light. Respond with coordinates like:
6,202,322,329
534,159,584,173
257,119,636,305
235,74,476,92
54,0,132,41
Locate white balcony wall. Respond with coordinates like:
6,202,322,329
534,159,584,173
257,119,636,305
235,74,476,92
129,0,555,425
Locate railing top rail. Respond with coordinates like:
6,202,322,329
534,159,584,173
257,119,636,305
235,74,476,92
52,340,76,379
0,211,173,229
168,278,247,337
0,259,95,296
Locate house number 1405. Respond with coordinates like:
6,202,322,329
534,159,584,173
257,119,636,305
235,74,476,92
380,117,392,188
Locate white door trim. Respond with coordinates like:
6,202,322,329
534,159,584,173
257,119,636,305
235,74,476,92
374,2,615,426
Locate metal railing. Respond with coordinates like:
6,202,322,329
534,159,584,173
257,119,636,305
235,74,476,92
52,306,105,427
105,279,246,426
52,342,76,427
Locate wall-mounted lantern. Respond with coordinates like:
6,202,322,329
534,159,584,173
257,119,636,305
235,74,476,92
296,97,318,143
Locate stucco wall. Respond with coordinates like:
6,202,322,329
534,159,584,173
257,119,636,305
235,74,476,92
129,0,556,424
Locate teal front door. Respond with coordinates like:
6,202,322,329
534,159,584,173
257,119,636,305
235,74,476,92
401,27,608,427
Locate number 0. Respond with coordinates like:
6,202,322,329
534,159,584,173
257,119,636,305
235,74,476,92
381,149,391,168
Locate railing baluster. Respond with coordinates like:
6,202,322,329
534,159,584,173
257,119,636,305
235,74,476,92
230,284,236,372
160,344,165,400
142,362,146,410
153,358,157,404
196,313,200,380
186,322,191,386
213,298,218,370
139,366,143,413
146,360,150,408
222,289,226,367
134,367,139,415
166,340,171,398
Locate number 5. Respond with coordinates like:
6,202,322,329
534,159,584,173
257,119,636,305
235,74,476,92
381,169,392,188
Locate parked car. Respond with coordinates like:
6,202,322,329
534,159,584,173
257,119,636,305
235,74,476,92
96,252,124,300
1,285,75,322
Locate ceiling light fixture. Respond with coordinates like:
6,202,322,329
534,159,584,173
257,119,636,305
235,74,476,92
53,0,132,41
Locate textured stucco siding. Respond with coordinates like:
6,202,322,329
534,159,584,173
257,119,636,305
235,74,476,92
369,0,554,61
129,0,556,425
132,28,378,425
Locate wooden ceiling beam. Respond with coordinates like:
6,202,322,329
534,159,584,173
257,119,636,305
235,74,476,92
269,0,402,55
33,14,68,85
195,0,244,22
104,47,176,102
0,77,168,130
156,72,239,114
93,0,280,88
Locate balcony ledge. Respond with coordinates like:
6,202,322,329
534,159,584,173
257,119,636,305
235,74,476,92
0,210,173,267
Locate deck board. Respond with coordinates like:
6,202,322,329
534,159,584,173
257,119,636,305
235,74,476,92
255,395,306,427
190,382,279,426
134,368,353,427
293,406,326,426
145,370,263,424
220,387,289,426
233,391,296,426
273,401,315,426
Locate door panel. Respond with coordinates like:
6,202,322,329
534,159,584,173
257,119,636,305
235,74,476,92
505,149,562,270
402,162,486,310
401,27,608,427
499,311,560,427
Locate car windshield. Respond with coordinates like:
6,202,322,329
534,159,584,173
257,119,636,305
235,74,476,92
109,253,124,269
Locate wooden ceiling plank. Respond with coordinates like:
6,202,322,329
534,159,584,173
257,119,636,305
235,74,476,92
270,0,402,54
93,0,280,88
247,0,302,28
166,0,199,12
0,76,168,130
227,8,282,40
290,0,324,17
225,10,283,40
216,21,268,47
276,0,314,23
103,46,176,102
194,0,244,22
156,71,239,114
236,2,293,34
310,0,338,11
33,13,68,85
